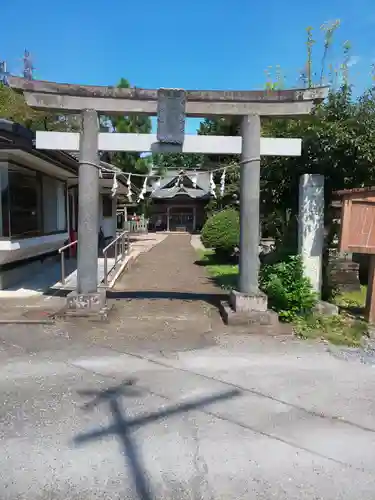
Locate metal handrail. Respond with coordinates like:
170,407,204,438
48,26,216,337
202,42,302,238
103,230,130,286
58,240,77,285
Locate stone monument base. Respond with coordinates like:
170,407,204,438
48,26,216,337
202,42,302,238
63,290,110,321
219,289,288,334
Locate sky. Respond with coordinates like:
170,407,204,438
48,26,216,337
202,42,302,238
1,0,375,134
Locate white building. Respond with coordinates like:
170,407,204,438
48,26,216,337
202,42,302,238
0,119,127,289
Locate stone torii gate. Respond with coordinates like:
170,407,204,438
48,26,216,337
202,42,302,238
9,77,327,323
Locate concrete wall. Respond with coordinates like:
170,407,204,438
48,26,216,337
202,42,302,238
0,257,48,290
43,176,58,233
0,232,68,266
57,181,66,231
99,194,117,239
43,177,67,234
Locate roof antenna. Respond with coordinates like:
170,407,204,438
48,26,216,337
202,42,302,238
23,49,34,80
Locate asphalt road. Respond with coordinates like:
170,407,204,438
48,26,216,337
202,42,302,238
1,324,375,500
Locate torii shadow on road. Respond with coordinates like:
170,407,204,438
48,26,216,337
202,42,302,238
74,378,241,500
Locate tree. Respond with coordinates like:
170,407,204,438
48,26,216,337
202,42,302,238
151,113,240,174
0,83,80,131
195,117,241,211
151,151,203,174
196,22,375,230
106,78,152,184
261,84,375,240
0,84,38,125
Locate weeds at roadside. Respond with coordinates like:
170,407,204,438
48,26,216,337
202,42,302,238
196,249,369,347
334,286,367,309
294,313,368,347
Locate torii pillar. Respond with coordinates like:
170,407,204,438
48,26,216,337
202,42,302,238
222,114,278,327
76,109,100,296
239,114,261,296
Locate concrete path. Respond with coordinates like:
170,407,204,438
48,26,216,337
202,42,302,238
1,325,375,499
190,233,206,251
61,233,167,292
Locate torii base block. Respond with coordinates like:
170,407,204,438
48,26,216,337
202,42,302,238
219,290,285,334
62,290,110,321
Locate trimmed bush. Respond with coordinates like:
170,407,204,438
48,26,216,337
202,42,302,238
260,255,317,322
201,208,240,257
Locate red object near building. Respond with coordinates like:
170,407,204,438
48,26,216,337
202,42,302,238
69,230,77,258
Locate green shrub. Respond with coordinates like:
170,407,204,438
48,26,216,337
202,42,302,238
201,209,240,257
260,255,317,322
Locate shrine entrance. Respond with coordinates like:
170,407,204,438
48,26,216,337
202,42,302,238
9,77,327,323
169,206,195,232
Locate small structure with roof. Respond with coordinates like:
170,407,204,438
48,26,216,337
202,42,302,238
147,170,212,232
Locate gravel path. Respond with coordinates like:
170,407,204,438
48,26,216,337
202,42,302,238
108,234,227,351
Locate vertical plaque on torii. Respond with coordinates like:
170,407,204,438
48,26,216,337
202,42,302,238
157,88,186,145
